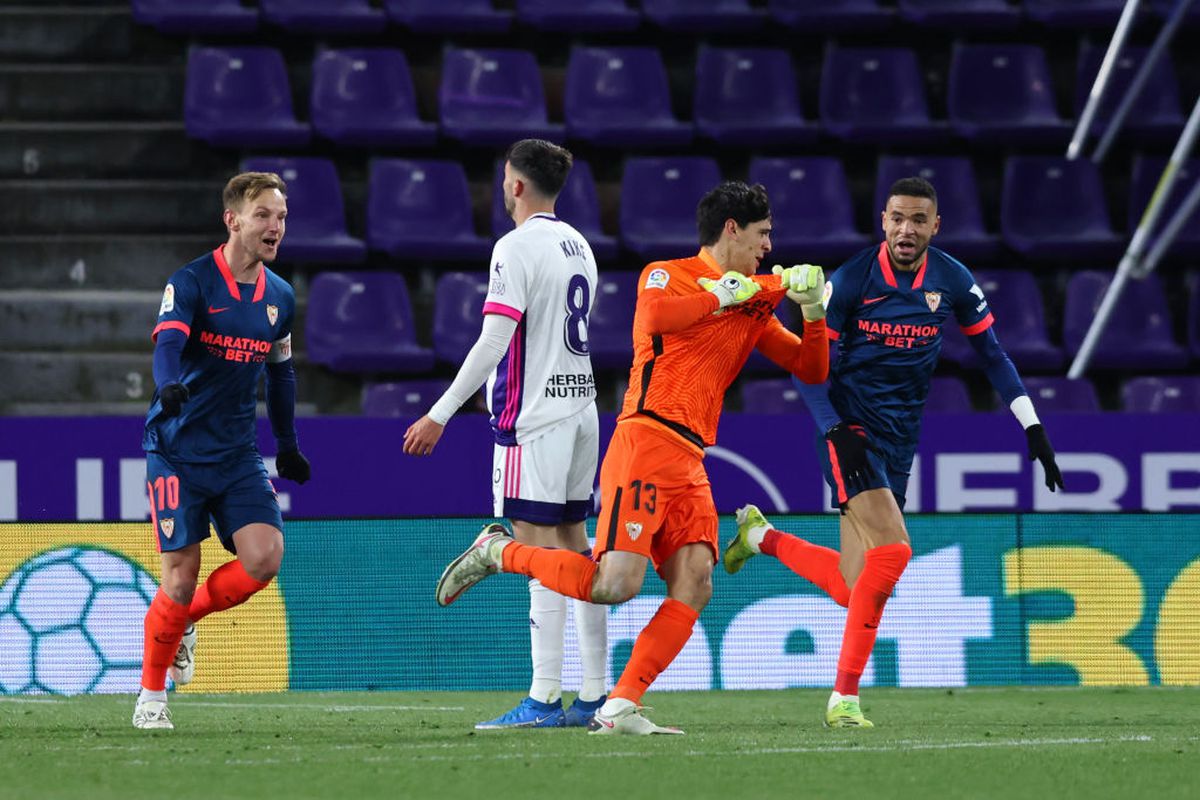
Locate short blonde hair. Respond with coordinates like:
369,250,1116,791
223,171,288,211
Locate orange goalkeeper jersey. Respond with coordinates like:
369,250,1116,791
617,249,829,453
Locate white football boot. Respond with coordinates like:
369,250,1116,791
132,699,174,730
587,698,684,735
170,625,196,685
435,523,513,606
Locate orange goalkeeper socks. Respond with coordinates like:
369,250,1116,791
835,542,911,696
187,560,270,624
502,542,596,602
610,597,699,704
140,588,190,691
761,529,851,608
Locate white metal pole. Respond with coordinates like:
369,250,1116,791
1067,0,1143,161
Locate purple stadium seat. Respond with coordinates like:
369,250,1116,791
1062,270,1189,369
1026,0,1129,27
875,156,1000,263
382,0,512,33
767,0,894,32
259,0,386,34
939,270,1063,371
432,272,489,365
131,0,258,35
516,0,641,32
620,157,721,262
1149,0,1200,22
1000,377,1101,413
819,47,948,144
694,48,817,147
185,47,310,149
589,272,638,370
240,157,366,265
310,49,437,149
565,46,692,148
924,377,974,413
440,48,564,147
306,272,435,374
948,44,1070,145
1122,376,1200,413
1001,157,1122,261
1129,156,1200,256
367,159,490,261
741,378,806,414
362,380,452,418
749,157,870,264
490,160,619,261
642,0,762,32
898,0,1019,28
1076,44,1184,141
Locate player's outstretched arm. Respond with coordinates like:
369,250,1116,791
697,270,761,310
771,264,825,322
404,313,518,456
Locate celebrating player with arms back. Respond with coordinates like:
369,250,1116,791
134,172,310,729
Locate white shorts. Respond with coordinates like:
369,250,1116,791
492,404,599,524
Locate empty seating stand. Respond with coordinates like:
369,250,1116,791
433,271,490,365
565,46,692,148
641,0,763,32
1122,376,1200,413
897,0,1019,29
1007,376,1101,413
131,0,258,35
620,157,721,262
259,0,387,34
693,47,816,147
948,43,1070,145
490,159,619,261
587,272,638,370
439,47,564,147
310,48,437,148
367,159,491,261
939,269,1063,372
185,46,310,149
382,0,512,33
1062,271,1189,370
516,0,641,32
362,380,452,417
1001,157,1122,262
750,157,869,264
767,0,894,33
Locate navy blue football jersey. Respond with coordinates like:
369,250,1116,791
825,243,992,447
143,247,296,462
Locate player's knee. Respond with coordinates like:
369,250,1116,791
161,573,197,606
678,571,713,610
240,540,283,582
591,571,641,605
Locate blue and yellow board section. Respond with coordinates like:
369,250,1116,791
1,515,1198,693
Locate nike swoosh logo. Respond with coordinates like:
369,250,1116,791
862,296,887,305
534,715,555,725
208,305,230,314
596,717,615,728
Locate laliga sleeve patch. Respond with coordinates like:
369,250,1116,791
821,279,834,310
159,284,175,316
645,268,670,290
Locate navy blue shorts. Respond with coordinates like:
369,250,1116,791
145,450,282,554
814,430,913,512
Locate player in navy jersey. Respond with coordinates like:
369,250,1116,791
724,177,1064,728
133,172,310,730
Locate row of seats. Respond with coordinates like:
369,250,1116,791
246,153,1198,266
184,43,1188,150
134,0,1199,36
360,374,1200,417
305,269,1200,377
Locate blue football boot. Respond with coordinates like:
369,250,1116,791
475,697,565,730
563,695,606,728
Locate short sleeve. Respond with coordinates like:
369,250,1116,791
951,263,994,336
151,269,200,341
482,236,529,321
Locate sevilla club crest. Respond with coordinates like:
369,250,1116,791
267,304,279,326
924,291,942,312
625,521,643,542
160,518,175,539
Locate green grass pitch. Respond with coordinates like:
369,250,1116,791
2,688,1197,800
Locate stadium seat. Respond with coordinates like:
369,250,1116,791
565,46,693,148
1001,157,1122,261
641,0,763,32
875,156,1001,263
439,47,564,147
819,47,948,144
1004,377,1101,413
1122,376,1200,413
1062,270,1189,370
1129,156,1200,256
382,0,512,33
132,0,258,34
362,380,452,417
1148,0,1200,22
749,157,870,264
898,0,1019,29
240,157,366,265
490,160,619,261
310,48,437,148
259,0,387,34
1026,0,1129,27
693,48,817,147
767,0,894,32
184,47,310,149
1076,44,1185,141
947,43,1070,145
306,272,435,374
924,376,974,413
939,270,1063,371
741,378,806,414
516,0,641,32
432,272,489,365
588,272,638,370
367,160,490,261
620,157,721,262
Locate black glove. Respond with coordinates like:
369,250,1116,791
1025,424,1064,492
158,382,189,418
276,449,311,484
825,422,877,493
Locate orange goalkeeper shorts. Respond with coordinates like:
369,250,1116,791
594,419,719,574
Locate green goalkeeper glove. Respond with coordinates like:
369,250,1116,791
698,271,761,310
772,264,826,321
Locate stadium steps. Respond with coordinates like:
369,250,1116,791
0,235,216,290
0,179,223,234
0,5,166,63
0,64,182,121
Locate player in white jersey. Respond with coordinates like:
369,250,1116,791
404,139,608,729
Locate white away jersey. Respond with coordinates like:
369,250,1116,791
482,213,598,445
